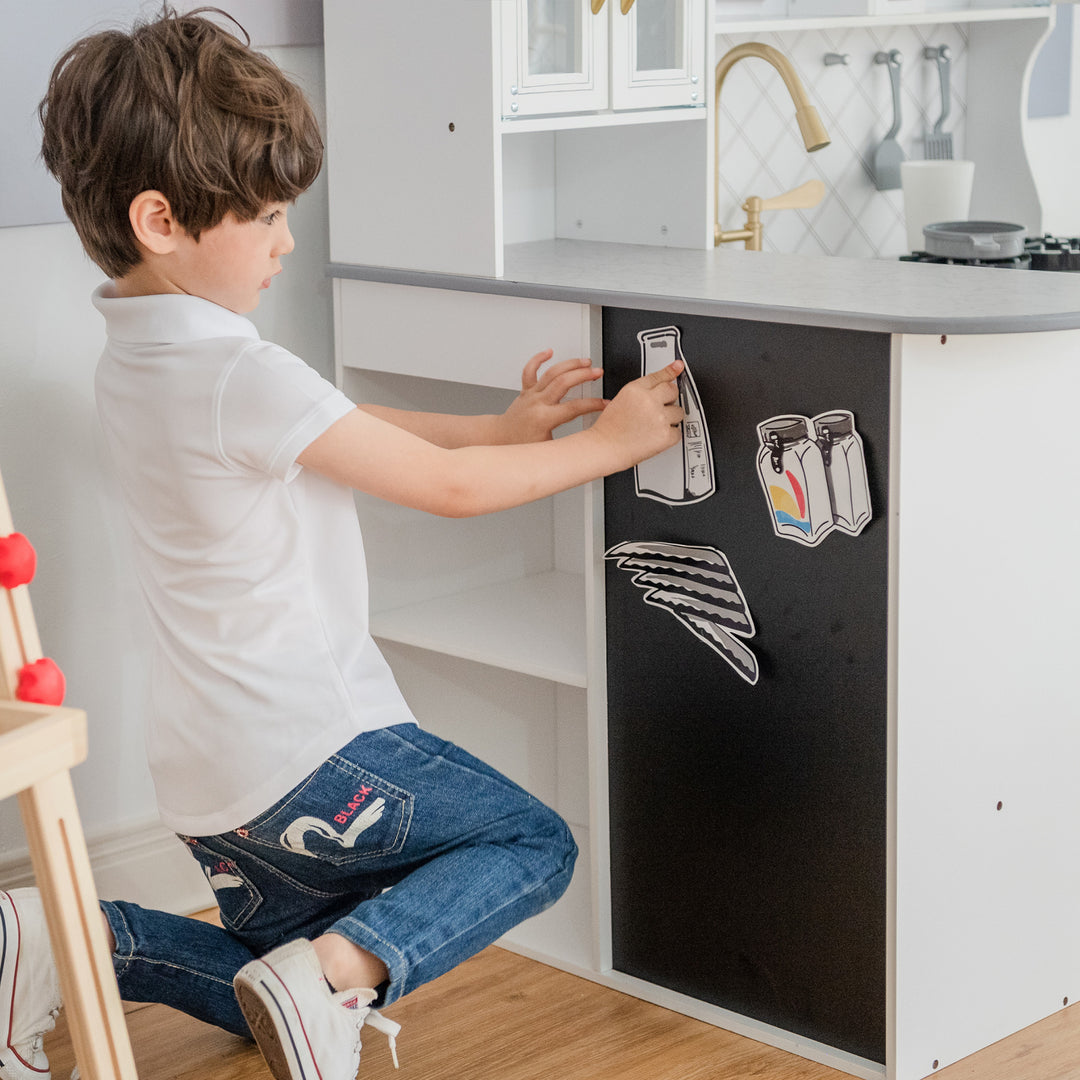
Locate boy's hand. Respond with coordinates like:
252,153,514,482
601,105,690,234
589,360,685,469
493,349,606,445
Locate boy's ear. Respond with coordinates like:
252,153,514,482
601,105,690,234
128,191,182,255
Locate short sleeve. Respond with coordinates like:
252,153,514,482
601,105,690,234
216,342,356,481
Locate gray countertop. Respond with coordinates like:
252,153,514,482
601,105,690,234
330,239,1080,335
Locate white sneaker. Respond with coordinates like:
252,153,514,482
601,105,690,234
0,890,62,1080
233,939,399,1080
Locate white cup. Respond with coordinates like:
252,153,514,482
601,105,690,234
900,160,975,252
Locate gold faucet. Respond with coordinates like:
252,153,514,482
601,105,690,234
714,43,831,249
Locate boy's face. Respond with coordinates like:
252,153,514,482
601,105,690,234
169,203,294,314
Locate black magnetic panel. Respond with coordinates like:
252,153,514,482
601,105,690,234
603,308,890,1064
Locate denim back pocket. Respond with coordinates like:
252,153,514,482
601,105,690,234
179,838,263,930
241,755,413,866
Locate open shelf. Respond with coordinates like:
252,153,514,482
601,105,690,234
712,3,1050,31
500,106,707,134
371,570,587,687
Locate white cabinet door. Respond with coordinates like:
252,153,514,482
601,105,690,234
499,0,609,118
498,0,705,119
610,0,705,111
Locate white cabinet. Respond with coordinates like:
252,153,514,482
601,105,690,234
498,0,706,118
333,279,590,392
324,0,1054,278
334,279,609,972
499,0,608,117
333,272,1080,1079
611,0,707,109
323,0,711,278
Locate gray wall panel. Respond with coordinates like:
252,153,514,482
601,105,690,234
1,0,323,228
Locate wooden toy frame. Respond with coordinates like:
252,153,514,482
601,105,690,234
0,467,137,1080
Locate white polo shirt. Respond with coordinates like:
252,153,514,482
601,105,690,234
93,285,416,836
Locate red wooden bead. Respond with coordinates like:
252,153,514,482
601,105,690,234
0,533,36,590
15,658,65,706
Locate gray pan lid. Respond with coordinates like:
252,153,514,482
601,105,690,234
922,220,1026,260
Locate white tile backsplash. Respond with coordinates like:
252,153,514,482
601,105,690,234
714,23,969,256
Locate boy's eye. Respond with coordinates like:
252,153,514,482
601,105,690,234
262,210,282,225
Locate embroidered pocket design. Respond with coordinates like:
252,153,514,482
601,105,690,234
250,760,412,863
281,796,387,858
183,848,262,929
203,863,244,890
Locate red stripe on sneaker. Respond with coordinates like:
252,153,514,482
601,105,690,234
2,898,19,1047
8,1046,49,1073
1,898,48,1075
265,962,322,1080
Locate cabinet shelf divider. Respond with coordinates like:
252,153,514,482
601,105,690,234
371,570,588,687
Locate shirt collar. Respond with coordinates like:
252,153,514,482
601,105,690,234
91,283,260,345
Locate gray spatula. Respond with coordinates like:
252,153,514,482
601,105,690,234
873,49,905,191
924,44,953,160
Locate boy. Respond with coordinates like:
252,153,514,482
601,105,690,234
3,8,683,1080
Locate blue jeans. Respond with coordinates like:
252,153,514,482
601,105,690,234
101,724,577,1038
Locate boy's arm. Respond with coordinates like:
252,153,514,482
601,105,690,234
357,351,605,448
299,361,685,518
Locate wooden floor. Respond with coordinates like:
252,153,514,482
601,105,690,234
45,937,1080,1080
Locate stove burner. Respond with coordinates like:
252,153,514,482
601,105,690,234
900,235,1080,272
899,251,1032,269
1025,235,1080,273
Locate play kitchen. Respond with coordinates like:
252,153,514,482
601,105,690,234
706,13,1054,263
713,32,1066,268
324,2,1057,273
325,5,1080,1080
707,35,1049,266
871,41,1075,273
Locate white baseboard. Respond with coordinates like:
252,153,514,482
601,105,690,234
0,818,216,916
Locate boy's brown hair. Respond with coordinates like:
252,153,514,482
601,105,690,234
39,6,322,279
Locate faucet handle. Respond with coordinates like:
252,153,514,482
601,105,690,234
757,179,826,212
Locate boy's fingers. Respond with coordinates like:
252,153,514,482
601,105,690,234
543,364,602,400
537,356,596,392
521,349,555,390
640,359,684,387
540,355,590,378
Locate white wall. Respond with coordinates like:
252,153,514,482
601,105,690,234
0,225,157,849
0,43,332,889
1026,8,1080,237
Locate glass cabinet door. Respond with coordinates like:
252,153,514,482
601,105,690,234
609,0,705,111
500,0,609,118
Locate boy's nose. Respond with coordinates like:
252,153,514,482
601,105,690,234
274,222,295,257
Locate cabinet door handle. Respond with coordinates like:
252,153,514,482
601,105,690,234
591,0,606,12
621,0,636,10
